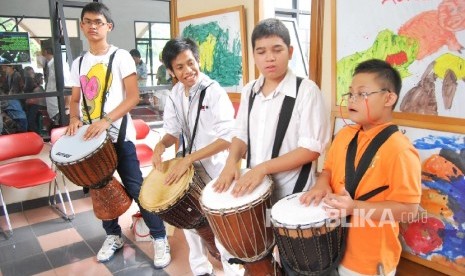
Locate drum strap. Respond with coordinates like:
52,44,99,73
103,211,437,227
246,77,309,193
79,50,118,123
182,82,214,157
345,124,398,200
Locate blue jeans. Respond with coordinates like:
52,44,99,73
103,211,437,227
102,141,166,239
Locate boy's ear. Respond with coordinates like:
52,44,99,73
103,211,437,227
385,92,398,107
167,69,175,79
288,45,294,60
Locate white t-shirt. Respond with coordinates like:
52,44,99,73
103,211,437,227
163,73,235,179
70,46,136,143
45,58,72,118
234,69,331,202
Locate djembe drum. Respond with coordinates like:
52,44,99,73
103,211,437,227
271,192,344,275
201,169,278,276
139,158,220,260
50,125,131,220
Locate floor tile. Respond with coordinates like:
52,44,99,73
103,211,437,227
45,241,94,268
73,218,107,241
0,225,35,245
0,253,52,276
53,257,112,276
24,206,60,225
0,212,28,230
70,210,100,227
68,196,93,214
37,228,83,252
0,237,43,264
113,264,169,276
101,243,154,274
30,217,72,236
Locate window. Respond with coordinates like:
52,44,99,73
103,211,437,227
275,0,311,77
0,16,79,73
134,21,171,86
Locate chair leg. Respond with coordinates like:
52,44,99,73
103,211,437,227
60,172,75,219
48,178,74,221
0,186,13,239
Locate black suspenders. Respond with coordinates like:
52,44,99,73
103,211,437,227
246,77,310,193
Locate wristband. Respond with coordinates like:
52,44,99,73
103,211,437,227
104,116,113,124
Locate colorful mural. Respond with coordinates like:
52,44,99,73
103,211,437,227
178,7,246,92
336,0,465,118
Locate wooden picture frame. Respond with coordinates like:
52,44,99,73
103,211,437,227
177,6,248,93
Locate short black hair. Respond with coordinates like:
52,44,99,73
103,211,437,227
161,37,199,72
251,18,290,49
129,49,141,58
81,2,114,28
353,59,402,108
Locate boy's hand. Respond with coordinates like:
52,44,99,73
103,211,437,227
152,142,165,170
323,189,355,218
164,157,191,186
65,117,83,136
83,120,110,140
300,185,332,206
231,166,266,197
213,162,239,192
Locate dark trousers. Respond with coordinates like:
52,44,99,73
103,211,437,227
102,141,166,239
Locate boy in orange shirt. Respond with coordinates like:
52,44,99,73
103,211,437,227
301,59,421,275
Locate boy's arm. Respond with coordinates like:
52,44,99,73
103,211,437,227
66,86,83,135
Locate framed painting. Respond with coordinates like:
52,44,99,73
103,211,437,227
332,115,465,275
178,6,248,93
333,0,465,120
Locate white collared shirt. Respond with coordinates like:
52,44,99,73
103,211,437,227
234,69,331,201
163,73,235,179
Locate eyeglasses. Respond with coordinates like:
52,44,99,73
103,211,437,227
341,89,390,102
82,19,108,27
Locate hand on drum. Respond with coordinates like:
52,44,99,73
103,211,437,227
212,162,239,193
231,166,266,197
322,189,355,219
82,120,111,140
152,142,165,170
164,157,191,185
65,117,83,136
300,185,332,206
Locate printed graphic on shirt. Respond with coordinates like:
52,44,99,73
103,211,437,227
79,63,113,122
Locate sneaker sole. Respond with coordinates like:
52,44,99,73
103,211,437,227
97,243,124,263
153,256,171,269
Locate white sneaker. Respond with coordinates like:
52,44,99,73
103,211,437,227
152,236,171,268
97,235,124,262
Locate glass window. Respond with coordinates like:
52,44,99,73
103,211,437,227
274,0,294,10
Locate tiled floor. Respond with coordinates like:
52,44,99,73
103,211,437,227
0,197,224,276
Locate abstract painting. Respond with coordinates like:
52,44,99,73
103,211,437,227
335,0,465,119
178,6,248,93
333,117,465,274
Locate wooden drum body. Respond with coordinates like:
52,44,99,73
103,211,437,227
271,192,343,275
50,125,117,188
201,169,277,276
90,177,132,220
139,158,220,260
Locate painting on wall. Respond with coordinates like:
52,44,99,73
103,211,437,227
335,0,465,119
178,6,248,93
333,117,465,274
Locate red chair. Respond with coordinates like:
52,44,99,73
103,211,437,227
133,119,155,168
0,132,73,238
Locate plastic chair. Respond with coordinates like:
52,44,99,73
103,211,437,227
50,126,75,218
133,119,154,168
0,132,73,238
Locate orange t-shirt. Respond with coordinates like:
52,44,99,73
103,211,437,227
324,123,421,274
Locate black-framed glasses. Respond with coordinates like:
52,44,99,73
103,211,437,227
82,19,108,27
341,89,390,102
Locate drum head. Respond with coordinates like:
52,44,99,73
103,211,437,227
51,125,108,163
271,192,329,229
139,158,194,212
201,169,272,211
